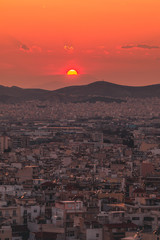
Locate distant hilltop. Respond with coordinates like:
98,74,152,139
54,81,160,98
0,81,160,103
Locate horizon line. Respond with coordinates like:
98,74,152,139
1,79,160,91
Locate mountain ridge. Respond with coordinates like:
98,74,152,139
0,81,160,103
54,81,160,98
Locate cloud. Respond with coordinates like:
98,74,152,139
121,44,159,49
9,37,30,52
31,45,42,52
137,44,159,49
18,44,42,53
121,45,134,49
64,45,74,53
7,36,41,53
19,43,30,52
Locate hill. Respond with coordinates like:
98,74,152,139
0,81,160,103
55,81,160,98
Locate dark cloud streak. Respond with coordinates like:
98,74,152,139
122,44,159,49
8,36,31,52
19,44,30,51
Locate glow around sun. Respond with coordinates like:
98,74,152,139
67,69,78,75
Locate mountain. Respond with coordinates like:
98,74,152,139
0,81,160,103
54,81,160,98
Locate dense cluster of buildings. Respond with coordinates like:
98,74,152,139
0,99,160,240
0,97,160,121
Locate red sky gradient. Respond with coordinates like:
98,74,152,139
1,0,160,89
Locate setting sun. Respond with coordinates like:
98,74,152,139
67,69,78,76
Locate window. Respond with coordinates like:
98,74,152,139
24,210,27,215
113,213,119,218
67,231,74,237
0,211,2,216
13,210,17,216
5,238,9,240
68,203,74,209
96,233,99,238
5,210,9,217
132,217,139,220
66,214,70,220
34,209,37,213
144,217,154,221
13,219,17,225
24,218,27,224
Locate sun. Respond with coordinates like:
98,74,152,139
67,69,78,75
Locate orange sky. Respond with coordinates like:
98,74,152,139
1,0,160,89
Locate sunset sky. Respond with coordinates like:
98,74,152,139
1,0,160,89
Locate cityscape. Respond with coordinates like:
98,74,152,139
1,0,160,239
0,87,159,239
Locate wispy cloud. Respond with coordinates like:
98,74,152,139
19,43,30,52
121,44,159,49
8,36,41,53
137,44,159,49
64,44,74,53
